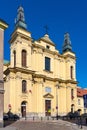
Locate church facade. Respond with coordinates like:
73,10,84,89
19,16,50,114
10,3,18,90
4,6,78,117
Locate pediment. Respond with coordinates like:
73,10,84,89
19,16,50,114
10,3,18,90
43,93,54,98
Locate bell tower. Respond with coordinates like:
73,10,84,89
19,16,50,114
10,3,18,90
10,6,32,69
62,32,76,80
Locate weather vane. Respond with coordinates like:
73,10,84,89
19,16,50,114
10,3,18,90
44,25,49,34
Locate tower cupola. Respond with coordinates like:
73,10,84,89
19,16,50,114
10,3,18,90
15,6,27,30
62,33,72,53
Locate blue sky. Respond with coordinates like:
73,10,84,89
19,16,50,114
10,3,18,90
0,0,87,88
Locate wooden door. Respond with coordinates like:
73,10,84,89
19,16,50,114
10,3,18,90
45,100,51,116
21,105,26,117
21,101,26,118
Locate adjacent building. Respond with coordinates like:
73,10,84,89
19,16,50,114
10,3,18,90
77,87,87,114
4,6,78,117
0,19,8,127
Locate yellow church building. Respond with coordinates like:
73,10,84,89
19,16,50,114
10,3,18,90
4,6,78,118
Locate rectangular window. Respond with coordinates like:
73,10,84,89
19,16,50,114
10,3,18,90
45,57,50,71
22,50,27,67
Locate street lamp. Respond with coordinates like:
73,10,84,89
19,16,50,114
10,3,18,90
56,83,60,120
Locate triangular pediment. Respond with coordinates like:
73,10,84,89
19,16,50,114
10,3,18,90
39,34,55,46
43,93,54,98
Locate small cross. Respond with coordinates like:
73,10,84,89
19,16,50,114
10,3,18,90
44,25,49,34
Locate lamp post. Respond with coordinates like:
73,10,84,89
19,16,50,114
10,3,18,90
56,83,60,120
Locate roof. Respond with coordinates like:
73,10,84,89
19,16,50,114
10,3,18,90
77,87,87,97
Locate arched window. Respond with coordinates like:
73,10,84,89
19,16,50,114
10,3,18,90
13,50,16,67
71,104,74,113
22,50,27,67
70,66,73,79
71,89,74,100
22,80,27,93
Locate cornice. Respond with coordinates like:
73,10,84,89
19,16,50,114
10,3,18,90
10,27,32,44
33,73,78,84
4,67,35,75
64,54,76,60
10,32,32,44
33,43,76,60
0,19,8,30
4,67,78,85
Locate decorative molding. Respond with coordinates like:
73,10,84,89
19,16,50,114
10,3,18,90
43,93,54,98
20,94,28,98
66,59,71,63
15,75,22,79
54,55,58,60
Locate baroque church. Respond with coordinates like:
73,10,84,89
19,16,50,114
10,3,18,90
4,6,78,117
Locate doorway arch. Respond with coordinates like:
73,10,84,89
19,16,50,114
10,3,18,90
21,101,27,117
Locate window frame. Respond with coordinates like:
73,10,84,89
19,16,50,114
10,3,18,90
13,50,16,67
70,66,73,79
71,89,74,100
22,50,27,67
45,57,51,71
22,80,27,93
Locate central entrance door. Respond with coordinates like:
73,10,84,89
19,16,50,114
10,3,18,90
45,100,51,116
21,101,26,117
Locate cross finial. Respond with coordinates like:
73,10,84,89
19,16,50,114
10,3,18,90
44,25,49,34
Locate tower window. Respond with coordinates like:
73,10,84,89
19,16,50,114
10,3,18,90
22,50,27,67
45,57,50,71
13,50,16,67
71,89,74,100
22,80,27,93
70,66,73,79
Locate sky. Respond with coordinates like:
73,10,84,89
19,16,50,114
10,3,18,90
0,0,87,88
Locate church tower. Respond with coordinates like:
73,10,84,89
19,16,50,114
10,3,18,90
62,33,77,113
4,6,33,116
62,32,76,81
10,5,32,69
